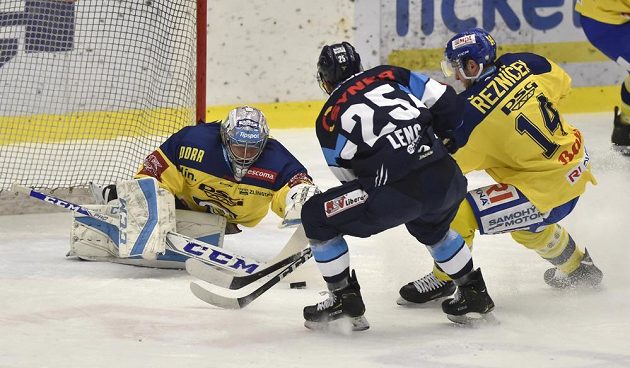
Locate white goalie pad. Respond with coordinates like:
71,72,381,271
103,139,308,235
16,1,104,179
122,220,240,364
70,207,227,269
175,209,226,247
116,177,176,259
69,203,120,259
69,214,185,269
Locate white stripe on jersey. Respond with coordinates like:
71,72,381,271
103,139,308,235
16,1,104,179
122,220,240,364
375,164,388,187
340,140,358,160
419,78,447,108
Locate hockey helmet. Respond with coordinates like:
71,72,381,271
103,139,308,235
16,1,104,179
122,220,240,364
317,42,363,94
221,106,270,181
441,28,497,80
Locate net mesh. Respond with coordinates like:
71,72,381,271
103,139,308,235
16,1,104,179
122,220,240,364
0,0,198,190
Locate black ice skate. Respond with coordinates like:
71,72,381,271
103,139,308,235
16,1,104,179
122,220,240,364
441,268,496,325
303,270,369,332
611,106,630,155
397,272,456,305
544,249,603,289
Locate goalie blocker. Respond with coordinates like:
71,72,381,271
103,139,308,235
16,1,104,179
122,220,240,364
69,177,227,269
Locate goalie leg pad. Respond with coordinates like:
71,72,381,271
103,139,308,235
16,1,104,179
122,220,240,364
71,215,189,269
175,209,226,247
70,216,119,260
116,178,176,259
69,202,122,259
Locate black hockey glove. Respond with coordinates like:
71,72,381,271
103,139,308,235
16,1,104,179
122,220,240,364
435,129,458,154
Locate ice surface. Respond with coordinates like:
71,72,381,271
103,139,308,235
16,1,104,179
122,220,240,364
1,113,629,368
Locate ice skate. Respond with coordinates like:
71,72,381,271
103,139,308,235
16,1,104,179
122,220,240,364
442,268,496,325
303,270,369,332
611,106,630,155
397,272,456,305
544,249,603,288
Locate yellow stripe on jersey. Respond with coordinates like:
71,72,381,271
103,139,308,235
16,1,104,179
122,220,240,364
575,0,630,25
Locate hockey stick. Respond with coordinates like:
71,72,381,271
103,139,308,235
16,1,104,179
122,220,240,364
11,184,266,274
185,224,308,288
189,247,313,309
164,232,264,274
12,184,118,225
186,247,304,289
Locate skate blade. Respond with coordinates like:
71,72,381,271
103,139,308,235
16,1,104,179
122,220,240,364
447,311,499,326
304,315,370,333
396,296,445,307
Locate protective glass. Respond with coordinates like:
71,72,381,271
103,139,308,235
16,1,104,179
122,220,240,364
440,57,461,78
440,56,483,80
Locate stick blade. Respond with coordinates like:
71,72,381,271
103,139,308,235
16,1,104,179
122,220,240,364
272,225,307,261
189,282,242,309
185,258,234,289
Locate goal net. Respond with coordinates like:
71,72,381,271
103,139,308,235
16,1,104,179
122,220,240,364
0,0,206,191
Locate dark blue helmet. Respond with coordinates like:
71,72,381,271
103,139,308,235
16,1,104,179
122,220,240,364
441,28,497,79
317,42,363,94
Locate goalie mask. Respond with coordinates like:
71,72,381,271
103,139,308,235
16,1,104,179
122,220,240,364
441,28,497,81
221,106,270,181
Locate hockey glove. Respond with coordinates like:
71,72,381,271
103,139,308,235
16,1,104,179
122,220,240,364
282,183,321,227
435,128,458,154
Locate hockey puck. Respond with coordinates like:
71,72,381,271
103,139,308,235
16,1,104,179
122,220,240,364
289,281,307,289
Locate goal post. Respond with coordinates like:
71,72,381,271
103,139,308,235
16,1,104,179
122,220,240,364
0,0,207,191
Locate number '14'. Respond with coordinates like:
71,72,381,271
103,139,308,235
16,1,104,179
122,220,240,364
514,94,562,159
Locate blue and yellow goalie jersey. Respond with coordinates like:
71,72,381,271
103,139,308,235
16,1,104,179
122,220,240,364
453,53,596,213
575,0,630,25
135,122,311,227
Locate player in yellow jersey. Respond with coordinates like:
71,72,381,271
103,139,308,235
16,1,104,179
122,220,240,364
398,28,603,305
575,0,630,153
133,105,317,230
71,106,319,268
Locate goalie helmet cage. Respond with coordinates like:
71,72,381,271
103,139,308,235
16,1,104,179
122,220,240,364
0,0,207,191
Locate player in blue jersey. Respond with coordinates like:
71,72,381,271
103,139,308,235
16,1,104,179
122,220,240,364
575,0,630,153
398,28,602,306
299,42,495,331
71,106,319,268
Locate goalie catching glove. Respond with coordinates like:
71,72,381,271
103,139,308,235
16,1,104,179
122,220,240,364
283,183,321,227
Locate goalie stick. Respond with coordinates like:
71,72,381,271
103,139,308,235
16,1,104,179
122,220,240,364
185,224,308,289
189,247,313,309
11,184,267,274
12,184,118,225
186,249,302,289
